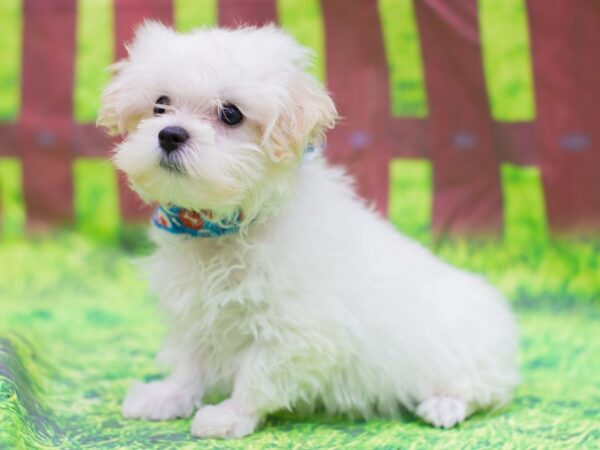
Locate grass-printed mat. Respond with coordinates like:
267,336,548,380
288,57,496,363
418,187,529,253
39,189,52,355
0,234,598,449
1,152,599,450
1,0,599,447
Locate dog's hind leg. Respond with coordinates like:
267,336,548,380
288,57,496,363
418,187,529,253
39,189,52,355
415,395,469,429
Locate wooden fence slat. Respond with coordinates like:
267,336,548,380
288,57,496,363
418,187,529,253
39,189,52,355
72,124,113,157
114,0,174,59
113,0,174,221
20,0,76,229
322,0,391,214
388,118,430,159
414,0,504,236
494,122,535,166
0,124,18,157
218,0,277,26
527,0,600,234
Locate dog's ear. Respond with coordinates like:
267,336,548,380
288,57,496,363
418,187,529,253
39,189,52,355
97,60,138,135
264,73,337,163
97,21,174,135
124,21,175,57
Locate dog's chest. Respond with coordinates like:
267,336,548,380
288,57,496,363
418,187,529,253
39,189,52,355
147,236,275,347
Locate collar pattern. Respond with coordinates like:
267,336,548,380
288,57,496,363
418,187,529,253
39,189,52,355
152,205,243,238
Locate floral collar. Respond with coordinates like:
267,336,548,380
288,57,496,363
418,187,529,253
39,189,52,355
152,205,243,238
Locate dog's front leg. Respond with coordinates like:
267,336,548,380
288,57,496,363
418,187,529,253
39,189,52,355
122,351,204,421
191,343,308,439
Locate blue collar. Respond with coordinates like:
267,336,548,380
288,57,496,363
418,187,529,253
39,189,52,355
152,205,243,238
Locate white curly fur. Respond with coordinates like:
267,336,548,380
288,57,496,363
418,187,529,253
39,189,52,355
99,23,520,439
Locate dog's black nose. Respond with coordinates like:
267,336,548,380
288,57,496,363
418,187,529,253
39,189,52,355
158,126,189,153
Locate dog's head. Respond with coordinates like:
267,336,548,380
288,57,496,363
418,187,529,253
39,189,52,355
98,22,336,220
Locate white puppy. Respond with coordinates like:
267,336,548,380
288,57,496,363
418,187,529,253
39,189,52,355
98,22,519,439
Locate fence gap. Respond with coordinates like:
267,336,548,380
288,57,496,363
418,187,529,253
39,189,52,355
278,0,325,82
0,0,22,121
73,159,120,242
479,0,535,121
388,159,432,245
0,159,25,238
501,164,546,245
175,0,216,31
74,0,114,123
378,0,427,118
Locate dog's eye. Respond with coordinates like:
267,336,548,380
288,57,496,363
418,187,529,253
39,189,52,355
153,96,170,115
219,103,243,126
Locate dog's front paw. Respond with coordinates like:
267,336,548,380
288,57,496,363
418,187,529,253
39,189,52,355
191,400,259,439
122,380,197,421
415,395,467,429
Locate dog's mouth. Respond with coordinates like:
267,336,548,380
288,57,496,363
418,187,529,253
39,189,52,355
159,155,186,175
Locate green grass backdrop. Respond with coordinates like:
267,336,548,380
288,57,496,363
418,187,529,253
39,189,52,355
0,0,599,448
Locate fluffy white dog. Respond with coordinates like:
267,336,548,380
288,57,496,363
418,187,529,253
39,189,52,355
98,22,519,439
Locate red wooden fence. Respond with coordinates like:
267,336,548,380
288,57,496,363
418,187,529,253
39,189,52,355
19,0,76,230
0,0,598,236
527,0,600,233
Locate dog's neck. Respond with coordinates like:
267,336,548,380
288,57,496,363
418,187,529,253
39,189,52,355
152,205,243,238
151,145,323,238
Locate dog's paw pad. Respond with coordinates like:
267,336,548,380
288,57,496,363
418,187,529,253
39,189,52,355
191,401,258,439
121,380,196,421
416,395,467,429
